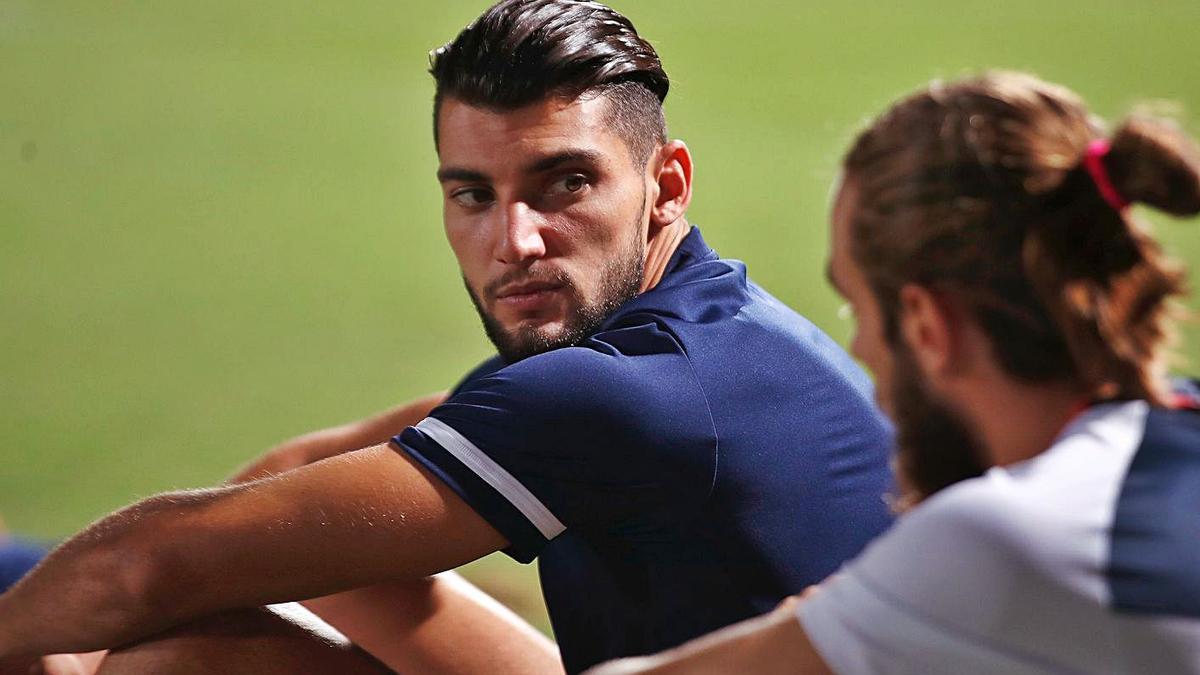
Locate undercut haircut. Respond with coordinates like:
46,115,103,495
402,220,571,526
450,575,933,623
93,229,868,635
429,0,669,166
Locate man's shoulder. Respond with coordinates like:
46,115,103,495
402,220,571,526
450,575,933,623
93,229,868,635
451,335,704,432
1109,402,1200,618
893,477,1029,552
825,474,1078,638
617,249,837,354
432,337,716,490
865,446,1123,598
615,261,750,330
606,229,822,346
451,354,507,395
903,456,1112,553
451,341,679,395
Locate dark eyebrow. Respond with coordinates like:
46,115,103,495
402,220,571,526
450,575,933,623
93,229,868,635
437,149,603,185
526,149,603,174
436,167,490,184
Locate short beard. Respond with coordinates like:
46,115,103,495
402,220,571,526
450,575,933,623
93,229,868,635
467,224,646,364
889,343,988,511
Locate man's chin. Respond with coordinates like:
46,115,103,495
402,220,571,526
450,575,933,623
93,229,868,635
491,319,578,363
507,316,567,338
514,323,573,348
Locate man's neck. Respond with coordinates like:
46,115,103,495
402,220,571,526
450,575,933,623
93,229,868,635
640,219,691,293
960,377,1091,468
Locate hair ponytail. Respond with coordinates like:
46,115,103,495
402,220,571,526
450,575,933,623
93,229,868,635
1107,115,1200,217
1022,114,1199,403
845,73,1199,407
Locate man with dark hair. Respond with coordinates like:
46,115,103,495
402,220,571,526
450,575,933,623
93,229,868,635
0,2,892,673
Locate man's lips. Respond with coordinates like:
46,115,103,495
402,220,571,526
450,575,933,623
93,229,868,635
494,280,562,299
493,281,565,311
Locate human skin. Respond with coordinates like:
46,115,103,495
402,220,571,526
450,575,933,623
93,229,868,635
826,180,1087,470
28,392,568,675
586,176,1097,675
437,95,692,351
0,93,693,667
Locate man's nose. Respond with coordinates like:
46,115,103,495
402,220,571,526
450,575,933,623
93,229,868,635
494,201,547,264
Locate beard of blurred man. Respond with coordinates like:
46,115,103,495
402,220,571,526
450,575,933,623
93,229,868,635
889,340,988,510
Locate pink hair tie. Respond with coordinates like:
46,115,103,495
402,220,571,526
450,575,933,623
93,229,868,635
1083,139,1130,212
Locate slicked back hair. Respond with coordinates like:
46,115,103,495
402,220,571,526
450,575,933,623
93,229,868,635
430,0,669,166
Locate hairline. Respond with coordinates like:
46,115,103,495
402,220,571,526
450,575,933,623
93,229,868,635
433,84,666,168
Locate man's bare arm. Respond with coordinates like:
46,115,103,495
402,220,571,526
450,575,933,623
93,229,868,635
0,444,507,659
229,391,448,483
223,391,563,674
583,600,832,675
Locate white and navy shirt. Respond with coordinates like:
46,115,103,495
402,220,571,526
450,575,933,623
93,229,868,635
799,398,1200,674
393,229,895,673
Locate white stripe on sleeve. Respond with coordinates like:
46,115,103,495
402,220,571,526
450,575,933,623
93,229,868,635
415,417,567,541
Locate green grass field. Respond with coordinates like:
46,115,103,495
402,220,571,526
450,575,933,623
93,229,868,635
4,0,1199,635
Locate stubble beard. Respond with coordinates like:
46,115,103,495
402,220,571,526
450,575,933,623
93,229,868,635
467,223,646,364
889,343,989,511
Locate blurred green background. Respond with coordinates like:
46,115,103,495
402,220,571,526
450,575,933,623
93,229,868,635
3,0,1199,636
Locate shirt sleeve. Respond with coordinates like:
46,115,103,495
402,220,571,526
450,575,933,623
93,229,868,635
795,480,1051,675
392,327,718,563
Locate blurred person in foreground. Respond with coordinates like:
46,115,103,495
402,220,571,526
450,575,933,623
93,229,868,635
590,71,1200,675
0,1,895,673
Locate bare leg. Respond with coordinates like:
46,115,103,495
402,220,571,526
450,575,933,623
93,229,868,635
96,605,393,675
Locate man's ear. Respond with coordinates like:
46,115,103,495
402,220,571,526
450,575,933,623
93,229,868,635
649,140,693,230
897,283,958,377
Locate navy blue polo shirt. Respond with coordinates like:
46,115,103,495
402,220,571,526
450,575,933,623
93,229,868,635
394,228,893,673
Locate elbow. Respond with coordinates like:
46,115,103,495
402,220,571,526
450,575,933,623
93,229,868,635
103,494,208,626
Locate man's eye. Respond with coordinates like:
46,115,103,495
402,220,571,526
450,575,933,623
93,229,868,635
547,174,589,197
451,188,493,208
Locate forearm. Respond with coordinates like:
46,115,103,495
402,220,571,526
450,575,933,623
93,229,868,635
303,573,563,675
0,495,199,658
0,483,349,657
0,445,505,659
585,601,830,675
